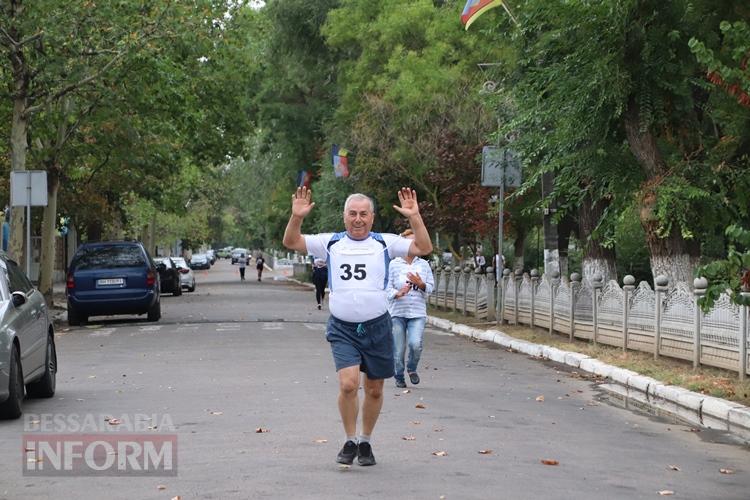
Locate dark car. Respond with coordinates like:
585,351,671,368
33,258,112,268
66,241,161,325
154,257,182,296
189,253,210,270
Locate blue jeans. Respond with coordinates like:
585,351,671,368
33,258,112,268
391,316,426,382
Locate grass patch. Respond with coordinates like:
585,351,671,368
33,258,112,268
429,308,750,407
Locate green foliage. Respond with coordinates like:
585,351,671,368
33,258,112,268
697,225,750,310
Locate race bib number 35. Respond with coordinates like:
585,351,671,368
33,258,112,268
339,263,367,280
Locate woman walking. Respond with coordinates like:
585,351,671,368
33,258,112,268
312,258,328,310
387,229,434,388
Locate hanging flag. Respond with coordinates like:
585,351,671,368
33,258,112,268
461,0,503,30
296,170,312,188
332,144,350,178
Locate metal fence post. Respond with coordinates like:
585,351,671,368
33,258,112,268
622,275,635,351
530,269,539,328
592,274,603,347
693,277,708,370
549,271,560,336
739,290,750,380
501,268,511,325
452,266,461,311
514,269,522,325
569,273,581,341
654,275,669,360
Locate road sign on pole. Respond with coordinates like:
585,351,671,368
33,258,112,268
10,170,48,276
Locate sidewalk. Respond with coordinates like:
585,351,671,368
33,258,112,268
288,277,750,443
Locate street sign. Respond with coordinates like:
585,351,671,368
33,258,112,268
11,170,48,206
9,170,48,276
481,147,522,188
481,146,504,187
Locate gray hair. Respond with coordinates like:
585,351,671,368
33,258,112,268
343,193,375,213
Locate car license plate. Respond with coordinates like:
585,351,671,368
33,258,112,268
97,278,124,286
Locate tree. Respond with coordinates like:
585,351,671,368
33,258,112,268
496,0,750,284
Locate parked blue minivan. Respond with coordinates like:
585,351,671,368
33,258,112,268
66,241,161,325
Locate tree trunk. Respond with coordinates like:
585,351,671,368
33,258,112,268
39,169,59,306
625,97,700,284
542,171,560,276
579,192,617,283
8,92,29,264
557,215,576,280
642,208,700,285
7,9,31,266
513,228,526,272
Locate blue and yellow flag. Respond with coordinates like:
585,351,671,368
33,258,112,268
461,0,503,30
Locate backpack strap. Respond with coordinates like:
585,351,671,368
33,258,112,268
325,232,347,291
369,232,390,289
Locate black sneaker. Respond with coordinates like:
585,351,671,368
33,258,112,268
395,379,406,388
408,372,420,385
357,442,376,466
336,440,358,465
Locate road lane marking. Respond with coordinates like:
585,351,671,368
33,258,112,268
262,322,283,330
88,328,115,337
303,323,326,331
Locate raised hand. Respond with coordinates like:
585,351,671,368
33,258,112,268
396,282,411,299
393,187,420,218
406,271,424,289
291,186,315,218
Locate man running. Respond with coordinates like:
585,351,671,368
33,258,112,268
282,186,432,466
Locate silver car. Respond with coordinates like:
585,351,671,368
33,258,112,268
0,253,56,419
172,257,196,292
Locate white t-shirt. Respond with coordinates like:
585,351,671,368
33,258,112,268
304,232,412,322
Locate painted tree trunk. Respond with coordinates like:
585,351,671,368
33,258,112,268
624,97,700,285
582,258,618,284
579,192,617,283
39,170,59,306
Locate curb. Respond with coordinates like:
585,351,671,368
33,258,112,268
426,315,750,443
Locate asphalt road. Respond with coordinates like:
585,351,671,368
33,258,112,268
0,259,748,500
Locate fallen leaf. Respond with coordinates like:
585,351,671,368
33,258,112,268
658,491,674,496
108,418,121,426
535,395,545,402
719,468,735,474
540,459,559,466
209,411,223,416
433,427,444,432
171,496,182,500
313,439,328,444
478,449,493,455
402,436,416,441
255,427,270,433
432,451,448,457
668,465,681,471
684,428,701,433
415,403,426,409
402,389,411,394
410,420,421,425
157,485,166,490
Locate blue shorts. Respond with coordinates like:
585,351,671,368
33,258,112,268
326,313,395,380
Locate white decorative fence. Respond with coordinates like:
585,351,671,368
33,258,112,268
428,265,750,378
